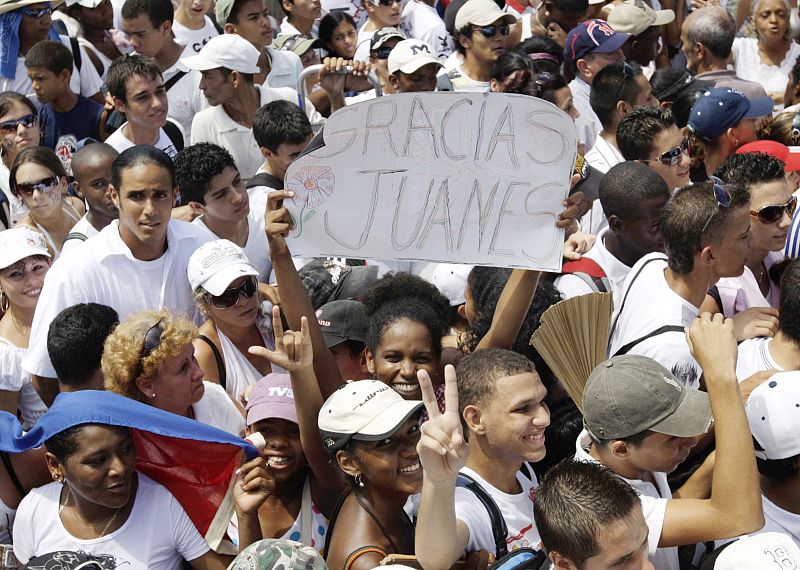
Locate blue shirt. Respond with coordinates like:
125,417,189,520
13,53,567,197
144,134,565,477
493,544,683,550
38,95,103,174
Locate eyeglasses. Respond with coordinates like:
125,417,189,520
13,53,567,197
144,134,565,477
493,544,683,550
134,317,165,380
750,195,797,224
697,176,733,250
15,175,60,197
0,113,38,133
206,276,257,309
471,23,510,38
18,5,52,17
612,61,634,105
642,137,690,167
373,45,393,59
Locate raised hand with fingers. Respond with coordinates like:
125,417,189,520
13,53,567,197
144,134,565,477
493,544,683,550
265,190,296,256
233,453,276,515
248,306,313,373
417,365,469,484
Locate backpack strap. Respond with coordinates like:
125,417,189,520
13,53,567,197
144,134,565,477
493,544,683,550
68,36,82,72
561,257,610,293
197,334,226,390
162,120,185,152
247,172,284,190
608,256,666,343
64,231,88,243
613,325,686,357
164,70,187,91
456,473,509,559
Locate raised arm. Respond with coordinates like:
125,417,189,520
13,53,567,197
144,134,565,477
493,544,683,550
415,366,472,570
658,313,764,546
249,307,345,515
264,190,344,399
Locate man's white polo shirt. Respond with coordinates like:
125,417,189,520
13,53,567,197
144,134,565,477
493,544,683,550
23,220,211,378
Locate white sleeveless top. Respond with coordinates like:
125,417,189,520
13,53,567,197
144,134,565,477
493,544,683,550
216,313,278,401
0,337,47,430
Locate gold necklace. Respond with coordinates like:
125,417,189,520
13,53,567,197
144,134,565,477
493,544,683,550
59,485,126,538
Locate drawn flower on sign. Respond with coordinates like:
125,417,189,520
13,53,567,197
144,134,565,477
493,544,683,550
287,166,335,208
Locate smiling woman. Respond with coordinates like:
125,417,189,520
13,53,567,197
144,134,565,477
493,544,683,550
102,308,246,437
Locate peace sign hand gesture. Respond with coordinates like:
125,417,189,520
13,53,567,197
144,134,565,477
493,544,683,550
417,365,469,483
248,306,313,373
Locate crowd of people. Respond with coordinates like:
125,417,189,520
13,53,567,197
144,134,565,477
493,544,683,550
1,0,800,566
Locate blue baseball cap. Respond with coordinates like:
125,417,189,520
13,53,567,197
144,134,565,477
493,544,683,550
565,19,631,62
688,87,774,141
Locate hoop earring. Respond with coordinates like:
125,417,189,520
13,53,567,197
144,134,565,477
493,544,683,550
355,473,365,488
0,292,8,313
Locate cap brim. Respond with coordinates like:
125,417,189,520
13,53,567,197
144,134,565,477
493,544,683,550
470,12,517,26
397,57,442,75
201,264,260,295
321,330,348,348
181,54,221,71
352,400,424,441
649,387,712,437
338,265,379,300
246,401,298,426
0,0,64,14
744,96,775,118
372,33,406,51
592,32,631,53
0,246,51,269
651,9,675,26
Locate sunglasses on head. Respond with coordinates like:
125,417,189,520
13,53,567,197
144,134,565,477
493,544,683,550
751,195,797,224
207,275,257,309
697,176,733,250
612,61,634,104
643,137,690,167
0,113,37,133
18,5,52,17
472,23,510,38
15,175,60,198
134,317,165,380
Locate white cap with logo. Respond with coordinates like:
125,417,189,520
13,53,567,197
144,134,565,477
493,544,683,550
701,533,800,570
187,239,259,296
0,227,50,269
182,34,262,74
388,39,442,75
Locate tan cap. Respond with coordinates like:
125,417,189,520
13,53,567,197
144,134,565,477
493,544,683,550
608,0,674,37
454,0,515,30
0,0,64,15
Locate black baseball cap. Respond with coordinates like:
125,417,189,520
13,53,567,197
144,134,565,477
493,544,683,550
318,300,368,348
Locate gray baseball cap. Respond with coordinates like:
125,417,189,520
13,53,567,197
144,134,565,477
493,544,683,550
583,355,712,440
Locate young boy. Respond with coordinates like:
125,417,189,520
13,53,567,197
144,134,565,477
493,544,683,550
25,40,105,173
62,142,119,253
172,0,220,53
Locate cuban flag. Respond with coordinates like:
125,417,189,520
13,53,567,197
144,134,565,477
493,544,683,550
0,390,258,553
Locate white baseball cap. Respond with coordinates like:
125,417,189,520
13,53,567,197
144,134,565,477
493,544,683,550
454,0,516,30
318,380,423,452
607,0,674,37
746,372,800,460
388,39,442,75
0,227,51,269
187,239,259,296
182,34,261,74
700,533,800,570
430,263,472,306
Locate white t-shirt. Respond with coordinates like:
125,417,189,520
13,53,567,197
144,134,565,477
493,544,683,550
191,84,320,179
574,430,676,569
61,213,101,254
444,63,490,93
732,37,800,102
717,494,800,550
321,0,369,27
266,46,305,90
13,473,210,568
608,253,701,389
399,1,453,64
192,213,272,284
554,228,632,299
735,337,785,382
569,77,602,153
104,121,184,159
193,381,246,436
172,16,220,54
354,23,376,62
0,36,104,102
454,466,541,554
23,220,210,378
582,134,619,234
163,49,208,142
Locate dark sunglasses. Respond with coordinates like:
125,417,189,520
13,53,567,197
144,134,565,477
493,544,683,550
472,23,510,38
0,113,37,133
207,276,257,309
612,61,634,105
370,0,399,6
643,137,690,167
18,5,52,17
697,176,733,250
373,45,393,59
134,317,165,379
751,195,797,224
15,175,60,197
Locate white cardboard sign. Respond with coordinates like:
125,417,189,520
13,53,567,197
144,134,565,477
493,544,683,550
284,92,577,271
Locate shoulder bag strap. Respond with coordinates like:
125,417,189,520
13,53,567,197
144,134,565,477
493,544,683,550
197,334,226,390
608,257,665,344
613,325,687,357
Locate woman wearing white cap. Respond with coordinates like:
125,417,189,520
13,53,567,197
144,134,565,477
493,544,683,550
188,239,279,403
102,308,246,436
0,226,51,430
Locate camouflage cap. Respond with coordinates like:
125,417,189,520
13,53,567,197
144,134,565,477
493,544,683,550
227,539,327,570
